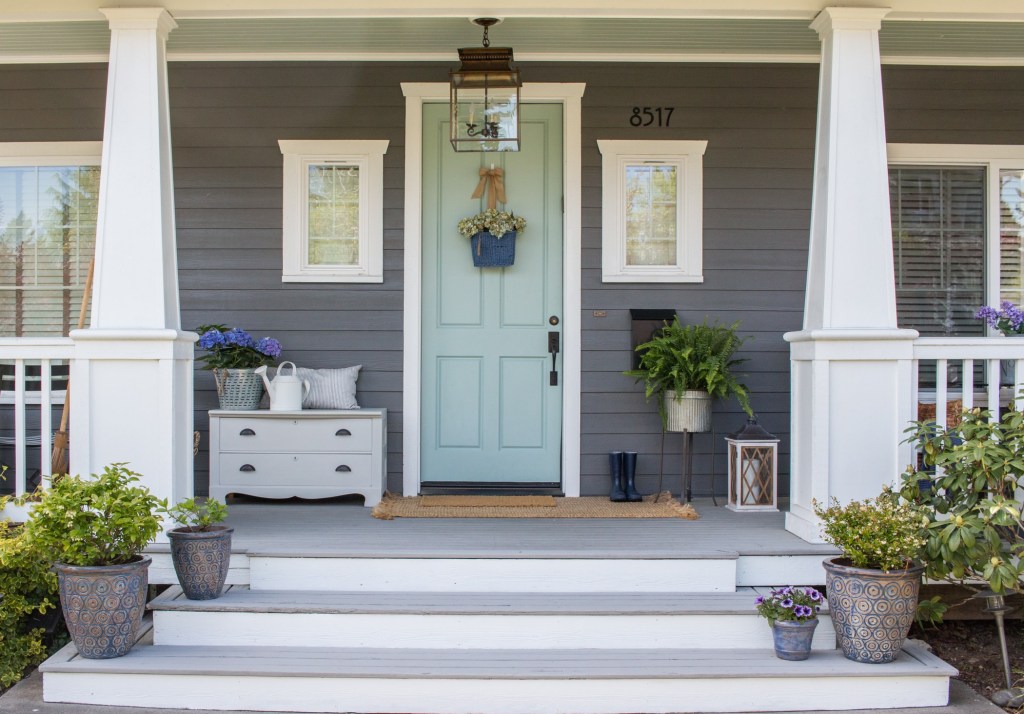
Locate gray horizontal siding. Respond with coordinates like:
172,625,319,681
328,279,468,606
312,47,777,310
2,62,1022,500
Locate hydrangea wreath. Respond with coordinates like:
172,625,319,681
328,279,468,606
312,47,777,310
195,324,282,370
975,301,1024,336
755,586,823,626
457,208,527,240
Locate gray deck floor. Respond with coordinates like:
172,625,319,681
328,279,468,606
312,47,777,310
149,497,838,559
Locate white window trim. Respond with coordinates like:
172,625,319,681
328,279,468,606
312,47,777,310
278,139,388,283
0,141,102,167
887,143,1024,313
597,139,707,283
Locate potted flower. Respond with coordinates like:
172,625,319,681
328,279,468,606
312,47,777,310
457,208,527,268
625,317,753,432
813,489,927,664
974,301,1024,335
755,586,824,661
163,497,232,600
196,324,283,410
24,464,164,659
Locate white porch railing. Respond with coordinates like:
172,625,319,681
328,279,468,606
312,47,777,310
911,337,1024,429
0,337,76,498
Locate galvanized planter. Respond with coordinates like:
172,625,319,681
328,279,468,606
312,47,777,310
168,526,234,600
664,390,712,432
823,556,924,664
213,368,263,410
771,619,819,661
55,556,151,659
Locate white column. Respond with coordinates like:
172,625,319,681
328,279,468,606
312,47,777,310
785,7,918,542
70,8,196,515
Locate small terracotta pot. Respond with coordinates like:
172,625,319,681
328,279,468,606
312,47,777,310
823,556,924,664
55,556,150,659
167,526,233,600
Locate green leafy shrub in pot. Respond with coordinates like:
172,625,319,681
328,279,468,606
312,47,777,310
625,317,753,429
25,463,164,659
0,500,60,687
163,497,233,601
901,405,1024,605
813,489,926,572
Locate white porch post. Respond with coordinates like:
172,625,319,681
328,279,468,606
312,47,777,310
69,8,196,512
784,7,918,542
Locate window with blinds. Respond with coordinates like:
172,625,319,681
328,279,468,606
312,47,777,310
999,169,1024,307
889,166,986,336
0,165,99,337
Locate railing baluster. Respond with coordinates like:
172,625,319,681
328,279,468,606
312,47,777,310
1015,359,1024,411
936,359,948,430
988,359,1001,422
962,359,974,412
13,359,26,497
40,359,53,482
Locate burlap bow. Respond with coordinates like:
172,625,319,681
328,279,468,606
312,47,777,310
471,167,506,210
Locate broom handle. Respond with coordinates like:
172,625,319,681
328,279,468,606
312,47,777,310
58,257,95,433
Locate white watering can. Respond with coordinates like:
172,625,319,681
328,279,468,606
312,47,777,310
255,362,310,411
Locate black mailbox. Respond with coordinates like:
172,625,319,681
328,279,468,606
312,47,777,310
629,309,677,369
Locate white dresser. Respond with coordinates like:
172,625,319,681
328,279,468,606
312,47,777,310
208,409,387,507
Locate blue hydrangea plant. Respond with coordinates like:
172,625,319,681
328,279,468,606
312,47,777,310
195,324,282,369
975,301,1024,335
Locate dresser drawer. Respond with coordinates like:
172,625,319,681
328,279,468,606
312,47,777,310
219,417,373,453
217,453,373,488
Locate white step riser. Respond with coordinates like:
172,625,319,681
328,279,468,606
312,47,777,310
249,557,737,593
43,671,951,714
148,552,250,587
152,610,837,650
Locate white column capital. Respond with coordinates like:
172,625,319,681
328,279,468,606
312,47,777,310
811,7,891,37
99,7,177,37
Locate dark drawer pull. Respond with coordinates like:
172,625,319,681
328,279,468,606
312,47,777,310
335,428,351,436
335,465,352,472
239,428,256,436
239,464,256,472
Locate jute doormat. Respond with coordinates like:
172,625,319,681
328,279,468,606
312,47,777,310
372,492,699,520
420,495,556,508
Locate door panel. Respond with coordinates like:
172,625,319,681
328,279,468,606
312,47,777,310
421,103,563,486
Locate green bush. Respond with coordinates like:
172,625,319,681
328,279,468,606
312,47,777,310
164,497,228,532
0,501,59,688
901,406,1024,596
25,463,164,567
813,489,926,572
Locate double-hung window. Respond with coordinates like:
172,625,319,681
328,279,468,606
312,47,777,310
0,142,101,337
888,145,1024,336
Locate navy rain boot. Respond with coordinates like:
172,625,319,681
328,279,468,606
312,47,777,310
609,452,627,502
623,451,642,502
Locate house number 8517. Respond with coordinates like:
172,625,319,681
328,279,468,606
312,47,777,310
630,107,674,127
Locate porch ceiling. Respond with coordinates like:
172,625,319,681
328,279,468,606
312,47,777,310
0,16,1022,64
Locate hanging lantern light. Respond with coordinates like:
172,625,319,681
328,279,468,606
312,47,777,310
726,418,780,512
450,18,521,152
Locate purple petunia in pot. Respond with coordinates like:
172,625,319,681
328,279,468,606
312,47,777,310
755,586,825,661
975,301,1024,336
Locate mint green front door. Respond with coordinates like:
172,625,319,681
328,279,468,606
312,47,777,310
421,103,564,487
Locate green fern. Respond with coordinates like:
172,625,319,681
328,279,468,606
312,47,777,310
624,317,753,429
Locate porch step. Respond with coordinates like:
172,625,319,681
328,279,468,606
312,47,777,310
247,553,739,592
40,628,956,714
148,586,836,651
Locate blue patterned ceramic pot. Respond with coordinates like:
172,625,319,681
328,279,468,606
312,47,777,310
823,556,924,664
771,618,819,661
55,556,150,659
168,526,233,600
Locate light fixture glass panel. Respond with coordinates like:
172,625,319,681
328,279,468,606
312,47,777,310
625,163,678,266
451,86,519,152
999,169,1024,306
307,164,360,267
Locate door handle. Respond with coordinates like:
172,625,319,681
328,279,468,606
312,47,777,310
548,331,560,386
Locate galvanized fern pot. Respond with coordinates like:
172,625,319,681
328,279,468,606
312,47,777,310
213,368,263,410
823,556,924,664
771,619,819,661
55,556,150,659
664,390,712,432
168,526,233,600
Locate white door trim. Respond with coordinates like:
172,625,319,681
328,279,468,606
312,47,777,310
401,81,585,497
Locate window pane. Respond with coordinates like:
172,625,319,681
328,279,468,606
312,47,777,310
0,165,99,336
889,166,985,336
625,164,678,266
307,164,360,267
999,169,1024,306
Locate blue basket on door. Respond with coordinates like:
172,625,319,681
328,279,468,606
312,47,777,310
470,230,517,268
